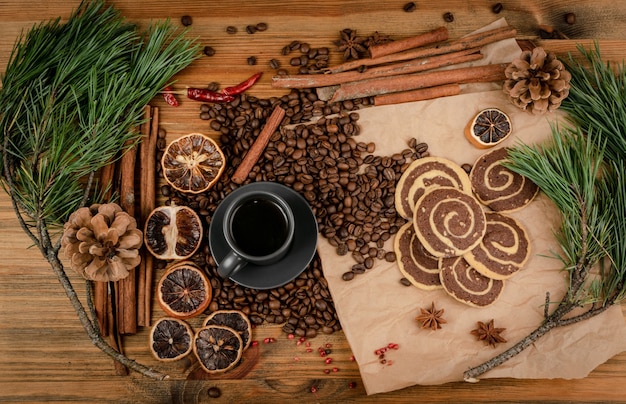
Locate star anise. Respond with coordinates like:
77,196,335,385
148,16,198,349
335,28,367,60
364,31,394,48
471,319,507,347
415,301,447,330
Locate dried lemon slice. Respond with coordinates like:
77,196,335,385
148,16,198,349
144,205,202,260
464,108,512,149
194,325,243,374
149,317,193,361
203,310,252,351
157,261,212,319
161,133,225,194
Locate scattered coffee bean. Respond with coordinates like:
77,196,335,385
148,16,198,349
565,12,576,25
247,56,257,66
269,58,281,69
207,82,220,92
400,277,412,287
180,15,193,26
342,271,355,281
246,24,257,34
207,386,221,398
203,46,216,57
403,2,417,12
226,25,238,34
443,12,454,23
256,22,268,31
492,3,503,14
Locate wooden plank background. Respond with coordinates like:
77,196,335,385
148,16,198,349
1,0,626,402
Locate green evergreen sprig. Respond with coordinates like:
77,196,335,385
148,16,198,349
465,44,626,382
0,0,201,379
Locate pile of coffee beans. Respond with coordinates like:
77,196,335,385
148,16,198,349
158,87,430,337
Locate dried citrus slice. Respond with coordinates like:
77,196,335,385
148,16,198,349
144,205,202,260
203,310,252,351
161,133,226,194
157,261,212,319
464,108,512,149
149,317,193,361
193,325,243,374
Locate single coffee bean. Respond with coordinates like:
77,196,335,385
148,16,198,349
565,12,576,25
403,2,417,12
180,15,193,26
269,58,281,69
207,387,221,398
492,3,503,14
246,24,257,34
226,25,238,34
443,12,454,22
247,56,257,65
342,271,355,281
256,22,268,31
203,46,216,57
400,277,412,287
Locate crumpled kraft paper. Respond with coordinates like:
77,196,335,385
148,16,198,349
316,19,626,395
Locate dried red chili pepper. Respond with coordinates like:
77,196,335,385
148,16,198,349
186,88,234,103
162,86,179,107
221,72,263,96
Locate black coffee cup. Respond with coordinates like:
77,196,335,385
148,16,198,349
216,190,295,279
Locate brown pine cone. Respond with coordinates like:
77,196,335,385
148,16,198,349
61,203,142,282
503,47,571,115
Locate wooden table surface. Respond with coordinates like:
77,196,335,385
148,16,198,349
2,1,626,402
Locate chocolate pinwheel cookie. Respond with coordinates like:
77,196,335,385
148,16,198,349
439,255,504,307
470,147,539,212
395,157,472,219
413,186,487,258
394,222,442,290
463,211,531,280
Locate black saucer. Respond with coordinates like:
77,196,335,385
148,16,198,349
209,182,318,289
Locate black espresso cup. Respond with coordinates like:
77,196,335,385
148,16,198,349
216,190,295,279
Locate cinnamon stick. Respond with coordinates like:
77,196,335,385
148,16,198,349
374,83,461,106
108,282,129,375
117,140,138,334
326,26,516,73
232,106,286,184
368,26,448,59
143,106,160,326
272,49,482,89
94,159,118,336
136,105,153,327
329,63,507,103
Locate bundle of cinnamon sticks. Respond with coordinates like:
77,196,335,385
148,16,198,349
272,25,516,106
93,105,159,373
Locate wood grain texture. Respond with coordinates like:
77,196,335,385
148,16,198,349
1,1,626,402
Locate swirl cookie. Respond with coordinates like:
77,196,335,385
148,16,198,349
413,187,487,258
463,212,531,280
470,147,539,212
395,157,472,219
394,222,442,290
439,256,504,307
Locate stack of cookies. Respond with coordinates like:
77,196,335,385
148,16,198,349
394,148,536,307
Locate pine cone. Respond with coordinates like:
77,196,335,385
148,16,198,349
61,203,142,282
503,47,571,115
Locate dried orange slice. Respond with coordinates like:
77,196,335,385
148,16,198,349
144,205,202,260
161,133,225,194
193,325,243,374
464,108,512,149
149,317,193,361
203,310,252,351
157,261,212,319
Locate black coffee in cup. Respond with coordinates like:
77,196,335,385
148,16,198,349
231,198,289,257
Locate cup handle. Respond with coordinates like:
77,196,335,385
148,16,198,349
217,250,248,279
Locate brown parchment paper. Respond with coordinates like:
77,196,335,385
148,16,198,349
317,19,626,395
